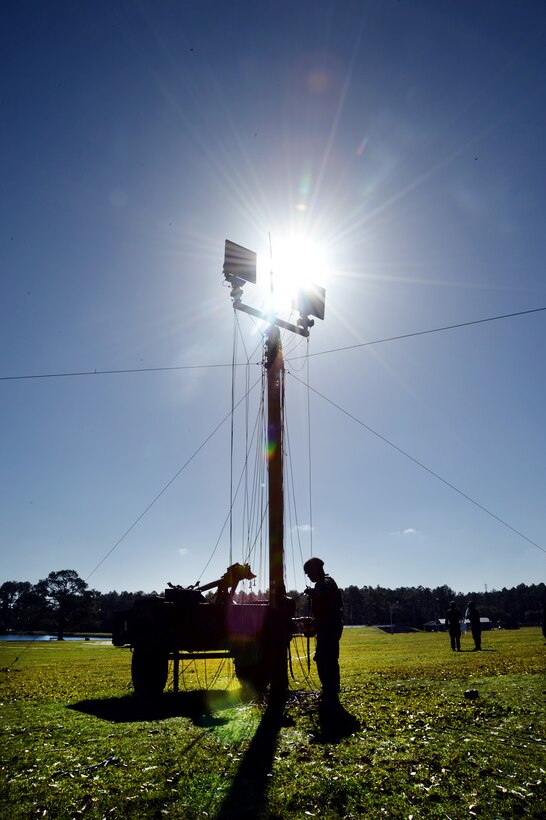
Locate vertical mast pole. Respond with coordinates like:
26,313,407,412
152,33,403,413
224,237,324,700
266,324,285,608
266,323,289,696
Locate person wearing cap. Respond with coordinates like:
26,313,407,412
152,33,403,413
304,557,344,701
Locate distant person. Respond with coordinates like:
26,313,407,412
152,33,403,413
460,612,467,636
467,601,482,650
303,557,344,703
446,601,462,652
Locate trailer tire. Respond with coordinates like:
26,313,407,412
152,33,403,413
131,647,168,698
233,649,270,696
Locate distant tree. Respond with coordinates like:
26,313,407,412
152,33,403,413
342,586,365,625
396,587,421,626
524,609,542,626
431,585,458,612
37,570,99,639
0,581,31,631
3,574,544,636
13,584,48,631
77,589,102,632
98,590,148,631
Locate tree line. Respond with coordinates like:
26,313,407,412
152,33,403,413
1,570,544,639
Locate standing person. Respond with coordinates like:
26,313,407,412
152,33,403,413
446,600,462,652
304,557,344,703
467,601,482,650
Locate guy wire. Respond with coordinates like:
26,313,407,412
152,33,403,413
306,338,313,560
289,371,546,556
283,404,305,583
229,313,238,565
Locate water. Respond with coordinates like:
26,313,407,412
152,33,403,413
0,634,106,642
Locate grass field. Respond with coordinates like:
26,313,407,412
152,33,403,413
1,628,545,818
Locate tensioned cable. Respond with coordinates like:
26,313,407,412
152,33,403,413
0,362,239,380
288,372,546,557
288,306,546,362
229,312,238,565
197,379,264,583
240,325,264,567
282,351,311,590
283,408,305,585
245,364,268,587
240,367,269,583
244,368,267,584
231,314,263,566
2,307,544,381
305,338,314,560
85,375,262,582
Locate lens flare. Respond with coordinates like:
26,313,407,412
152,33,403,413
260,233,328,315
265,440,278,460
297,161,313,211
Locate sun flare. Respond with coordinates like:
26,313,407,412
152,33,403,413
258,234,328,315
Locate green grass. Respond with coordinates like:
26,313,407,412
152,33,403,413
1,629,545,818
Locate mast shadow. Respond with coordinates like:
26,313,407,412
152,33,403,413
214,693,360,817
216,697,287,820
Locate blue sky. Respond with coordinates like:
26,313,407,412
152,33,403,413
2,0,545,596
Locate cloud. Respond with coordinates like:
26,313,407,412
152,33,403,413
178,548,188,556
390,528,419,536
294,524,314,533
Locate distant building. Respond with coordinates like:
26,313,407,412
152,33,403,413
373,623,414,634
423,617,491,632
423,619,444,632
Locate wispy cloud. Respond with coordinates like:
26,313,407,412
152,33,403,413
390,528,419,536
178,548,188,556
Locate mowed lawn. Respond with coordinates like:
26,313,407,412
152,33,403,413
1,627,544,818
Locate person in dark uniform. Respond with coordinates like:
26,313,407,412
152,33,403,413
446,600,462,652
304,557,344,702
467,600,482,650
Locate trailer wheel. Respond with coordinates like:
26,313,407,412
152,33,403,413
233,649,270,696
131,647,168,698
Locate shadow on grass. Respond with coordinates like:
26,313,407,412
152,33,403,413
313,699,361,744
216,696,288,820
214,693,360,818
68,689,243,727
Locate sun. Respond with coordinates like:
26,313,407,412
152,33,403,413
258,233,328,316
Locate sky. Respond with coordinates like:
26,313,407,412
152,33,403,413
2,0,545,598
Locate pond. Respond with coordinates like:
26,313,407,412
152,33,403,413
0,634,107,642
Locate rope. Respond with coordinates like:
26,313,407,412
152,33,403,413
305,339,313,560
86,376,262,583
195,376,263,582
288,632,320,691
288,371,546,557
229,313,238,565
283,416,305,587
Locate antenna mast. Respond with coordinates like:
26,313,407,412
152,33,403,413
222,238,325,697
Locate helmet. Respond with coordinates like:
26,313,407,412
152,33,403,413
304,557,324,575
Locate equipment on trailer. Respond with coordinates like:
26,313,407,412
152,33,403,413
112,562,295,697
112,239,324,700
